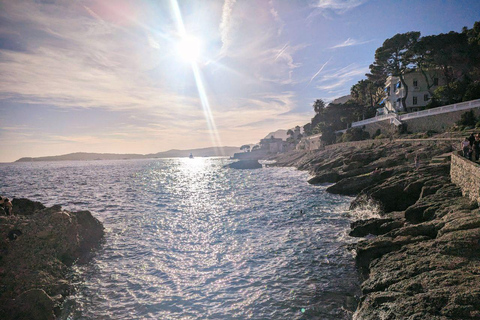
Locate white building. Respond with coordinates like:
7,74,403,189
381,70,445,114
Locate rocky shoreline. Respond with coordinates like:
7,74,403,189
0,199,104,319
273,139,480,319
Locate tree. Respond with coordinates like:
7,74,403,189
286,129,294,137
240,144,250,152
313,99,326,114
350,79,385,118
303,123,312,136
414,32,470,103
371,31,420,111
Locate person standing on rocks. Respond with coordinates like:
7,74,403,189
468,133,475,160
3,198,12,215
462,137,471,158
0,196,5,215
473,134,480,161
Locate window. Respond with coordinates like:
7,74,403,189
424,94,429,101
433,77,439,86
413,79,418,87
413,96,418,105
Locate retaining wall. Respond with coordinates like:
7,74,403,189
402,108,480,133
450,152,480,203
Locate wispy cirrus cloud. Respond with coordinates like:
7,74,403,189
219,0,237,57
329,37,373,49
316,63,369,94
311,0,369,14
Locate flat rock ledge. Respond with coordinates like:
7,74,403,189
273,140,480,319
0,198,104,320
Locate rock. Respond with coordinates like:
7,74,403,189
349,218,404,237
9,289,55,320
227,160,262,169
326,170,392,196
0,200,104,318
272,138,480,319
11,198,46,215
7,229,22,241
307,172,340,184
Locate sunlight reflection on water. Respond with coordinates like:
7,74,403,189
0,158,360,320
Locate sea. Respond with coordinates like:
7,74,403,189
0,157,365,320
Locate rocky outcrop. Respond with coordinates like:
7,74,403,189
0,198,104,319
273,138,480,319
227,159,262,169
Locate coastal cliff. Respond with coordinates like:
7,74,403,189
274,139,480,319
0,199,104,319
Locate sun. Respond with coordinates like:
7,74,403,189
176,35,202,63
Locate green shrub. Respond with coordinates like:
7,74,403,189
457,110,476,127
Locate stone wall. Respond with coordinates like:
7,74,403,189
450,152,480,203
297,134,324,151
362,119,397,136
403,108,480,133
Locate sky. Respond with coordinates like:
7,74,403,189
0,0,479,162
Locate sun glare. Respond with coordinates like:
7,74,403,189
177,35,202,63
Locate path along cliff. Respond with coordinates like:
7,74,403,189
273,139,480,319
0,199,104,319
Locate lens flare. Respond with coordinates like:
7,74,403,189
170,0,223,151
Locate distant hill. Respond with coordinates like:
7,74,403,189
147,146,239,158
15,147,239,162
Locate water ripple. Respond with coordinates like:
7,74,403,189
0,158,360,319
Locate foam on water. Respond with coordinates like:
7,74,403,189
0,158,361,319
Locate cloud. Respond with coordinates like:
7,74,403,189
329,37,373,49
311,0,368,14
219,0,237,57
307,58,331,86
0,0,316,161
269,0,285,36
316,63,369,94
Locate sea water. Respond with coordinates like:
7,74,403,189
0,158,362,319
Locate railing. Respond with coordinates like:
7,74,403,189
399,99,480,121
351,113,396,127
349,98,480,128
391,117,402,126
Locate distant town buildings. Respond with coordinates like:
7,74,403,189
379,70,445,114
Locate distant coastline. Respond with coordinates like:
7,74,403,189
14,146,239,162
